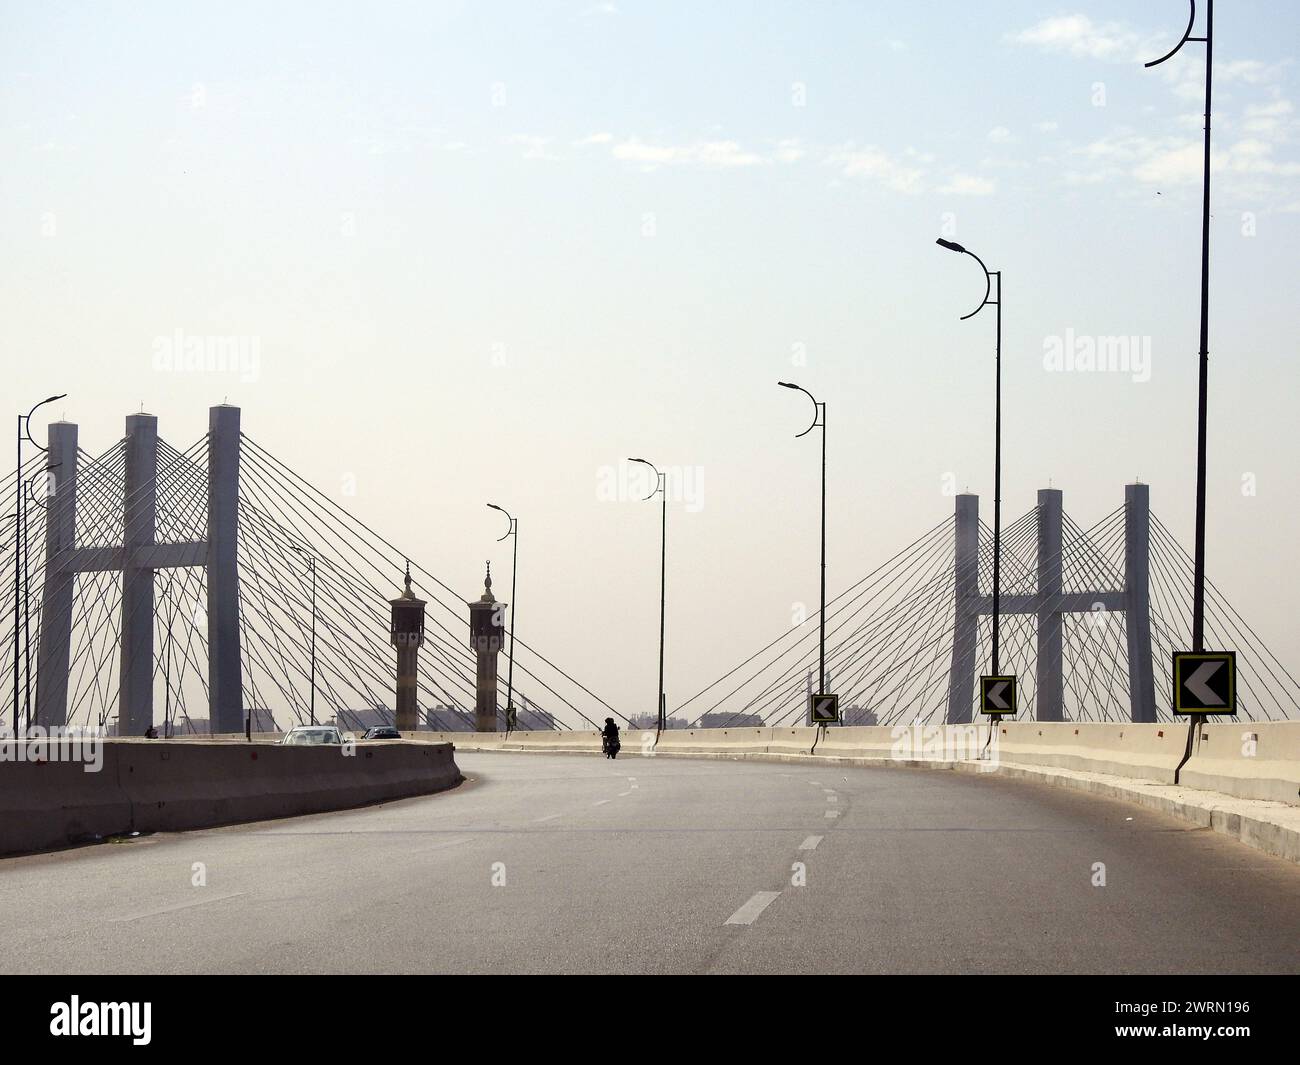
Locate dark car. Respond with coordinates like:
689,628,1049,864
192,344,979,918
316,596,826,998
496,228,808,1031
361,726,402,740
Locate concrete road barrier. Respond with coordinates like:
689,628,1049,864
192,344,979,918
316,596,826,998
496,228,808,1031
0,748,130,854
429,721,1298,808
0,739,462,858
1180,721,1300,805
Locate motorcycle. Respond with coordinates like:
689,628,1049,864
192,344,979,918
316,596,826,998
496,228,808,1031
602,733,621,759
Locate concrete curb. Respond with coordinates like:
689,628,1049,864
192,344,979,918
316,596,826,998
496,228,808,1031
450,743,1300,865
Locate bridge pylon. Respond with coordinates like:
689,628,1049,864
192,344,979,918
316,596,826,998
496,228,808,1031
34,406,243,734
946,484,1155,723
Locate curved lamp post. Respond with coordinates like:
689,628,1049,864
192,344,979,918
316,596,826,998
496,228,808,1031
778,381,828,702
14,393,65,734
628,457,667,731
935,238,1004,676
1146,0,1213,652
486,503,519,731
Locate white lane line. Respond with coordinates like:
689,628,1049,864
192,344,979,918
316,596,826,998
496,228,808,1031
822,788,835,794
617,790,632,797
824,809,840,819
809,780,823,786
111,892,246,923
724,891,782,926
533,813,563,822
799,835,823,851
826,795,838,803
593,799,611,806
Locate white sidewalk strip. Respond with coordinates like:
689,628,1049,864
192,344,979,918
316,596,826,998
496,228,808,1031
799,835,823,851
724,891,781,926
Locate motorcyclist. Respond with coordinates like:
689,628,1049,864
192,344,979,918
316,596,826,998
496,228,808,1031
601,717,620,758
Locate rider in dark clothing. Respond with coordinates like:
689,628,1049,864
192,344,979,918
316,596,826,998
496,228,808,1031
602,717,620,758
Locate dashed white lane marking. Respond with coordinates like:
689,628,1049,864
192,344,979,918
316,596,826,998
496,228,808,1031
617,790,632,797
533,813,563,822
799,836,823,851
593,799,611,806
724,891,782,926
111,892,246,922
824,809,840,819
809,780,823,786
826,795,838,803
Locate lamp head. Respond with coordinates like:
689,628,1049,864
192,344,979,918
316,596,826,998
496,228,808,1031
777,381,799,390
935,238,966,254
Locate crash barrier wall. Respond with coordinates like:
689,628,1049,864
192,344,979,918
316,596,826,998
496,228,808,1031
418,722,1300,806
0,739,461,857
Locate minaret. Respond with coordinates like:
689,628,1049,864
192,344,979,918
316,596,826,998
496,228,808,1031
389,561,426,731
469,561,506,732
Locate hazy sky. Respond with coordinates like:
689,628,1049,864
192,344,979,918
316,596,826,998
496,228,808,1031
4,0,1299,719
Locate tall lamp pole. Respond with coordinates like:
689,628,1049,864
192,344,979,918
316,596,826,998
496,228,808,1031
487,503,518,730
936,238,1004,674
1145,0,1213,652
14,394,65,735
777,382,828,698
628,458,667,731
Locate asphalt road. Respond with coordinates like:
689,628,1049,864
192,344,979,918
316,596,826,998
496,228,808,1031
4,752,1299,974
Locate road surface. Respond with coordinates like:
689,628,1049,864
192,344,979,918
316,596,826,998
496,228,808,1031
4,752,1299,973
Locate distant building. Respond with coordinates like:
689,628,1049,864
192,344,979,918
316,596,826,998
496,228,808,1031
841,705,878,726
699,712,765,729
627,713,689,730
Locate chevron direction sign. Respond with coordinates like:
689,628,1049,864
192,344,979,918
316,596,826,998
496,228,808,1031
1172,651,1237,715
980,675,1017,716
810,693,840,724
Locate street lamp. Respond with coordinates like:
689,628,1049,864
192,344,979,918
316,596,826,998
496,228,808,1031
778,382,829,706
486,503,519,731
936,237,1005,676
14,393,65,735
628,457,667,731
1145,0,1214,652
289,544,317,726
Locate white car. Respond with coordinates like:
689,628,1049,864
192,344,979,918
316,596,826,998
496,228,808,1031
280,725,345,746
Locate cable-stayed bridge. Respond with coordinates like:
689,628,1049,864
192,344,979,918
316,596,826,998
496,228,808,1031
3,404,1297,736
